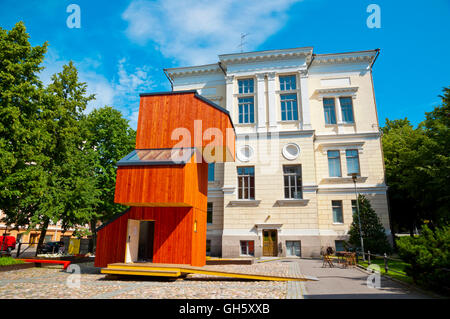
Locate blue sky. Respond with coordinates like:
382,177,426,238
1,0,449,129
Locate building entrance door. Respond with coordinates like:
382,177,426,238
138,221,154,262
262,229,278,256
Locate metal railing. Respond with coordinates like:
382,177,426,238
361,251,406,275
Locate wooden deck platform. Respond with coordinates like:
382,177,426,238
101,262,318,282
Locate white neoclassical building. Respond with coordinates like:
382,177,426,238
164,47,390,258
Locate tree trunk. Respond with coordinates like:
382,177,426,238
89,219,97,253
35,217,50,257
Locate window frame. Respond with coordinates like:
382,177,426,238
283,165,303,199
323,97,337,125
240,240,255,256
332,200,344,224
237,166,255,200
208,163,215,182
346,149,360,175
279,75,297,91
327,150,342,177
238,96,255,124
339,96,355,124
238,78,254,94
280,93,299,121
207,202,213,225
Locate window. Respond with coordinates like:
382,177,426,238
206,240,211,256
327,150,342,177
286,241,301,257
207,202,213,224
283,165,302,199
280,94,298,121
238,78,254,94
44,235,52,243
238,97,255,123
237,166,255,199
339,97,354,123
240,240,255,256
332,200,344,223
279,75,296,91
346,149,360,175
208,163,215,181
351,199,357,216
323,98,337,124
335,240,345,252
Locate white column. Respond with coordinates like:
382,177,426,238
299,71,312,130
335,96,345,133
267,72,278,130
256,73,266,132
225,75,234,116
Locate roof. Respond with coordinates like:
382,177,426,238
116,147,197,166
139,90,235,132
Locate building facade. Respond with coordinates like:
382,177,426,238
165,47,390,258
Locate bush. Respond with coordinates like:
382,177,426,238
396,224,450,293
348,195,392,254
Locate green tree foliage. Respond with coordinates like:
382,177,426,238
0,23,100,253
396,224,450,293
348,194,392,254
83,106,135,240
0,22,48,230
35,62,100,250
382,87,450,233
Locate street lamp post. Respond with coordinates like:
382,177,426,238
349,173,365,261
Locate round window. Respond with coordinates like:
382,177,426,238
236,145,254,162
282,143,300,160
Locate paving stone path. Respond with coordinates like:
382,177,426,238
0,259,434,299
296,258,433,299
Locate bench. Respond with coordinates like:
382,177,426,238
19,259,71,270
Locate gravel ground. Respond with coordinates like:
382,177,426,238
0,261,293,299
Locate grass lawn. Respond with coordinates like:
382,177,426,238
0,256,25,266
358,257,414,285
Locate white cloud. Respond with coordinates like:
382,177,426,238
39,49,155,128
122,0,302,65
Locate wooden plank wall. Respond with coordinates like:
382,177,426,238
191,207,207,266
135,93,235,161
114,165,186,206
94,207,194,268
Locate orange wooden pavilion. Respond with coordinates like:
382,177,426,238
94,91,235,268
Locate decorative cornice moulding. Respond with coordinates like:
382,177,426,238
219,47,313,65
165,63,222,77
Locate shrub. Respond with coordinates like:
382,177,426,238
396,224,450,293
348,194,392,254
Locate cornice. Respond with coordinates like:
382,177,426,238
314,132,381,141
312,51,377,66
219,47,313,65
315,86,359,95
165,63,222,77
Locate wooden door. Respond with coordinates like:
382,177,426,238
125,219,140,263
262,230,278,256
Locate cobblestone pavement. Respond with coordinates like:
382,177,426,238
296,258,433,299
0,261,294,299
1,259,431,299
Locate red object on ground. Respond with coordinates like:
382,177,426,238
0,236,16,251
19,259,71,270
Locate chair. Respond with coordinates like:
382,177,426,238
322,255,334,268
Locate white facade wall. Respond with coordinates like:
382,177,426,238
166,47,390,258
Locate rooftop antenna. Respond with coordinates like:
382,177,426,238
238,33,249,53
